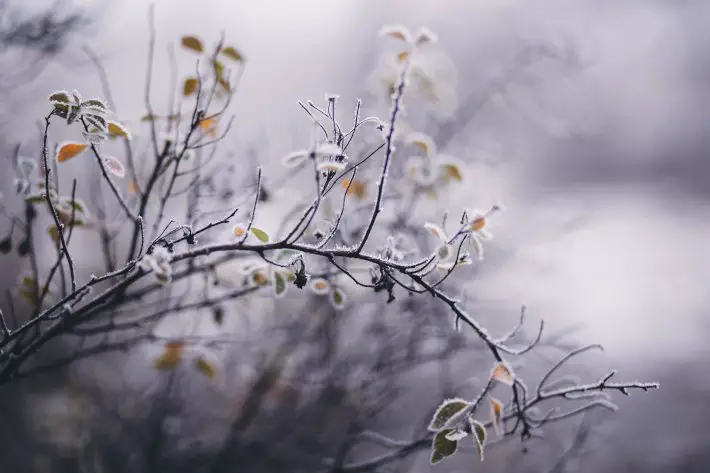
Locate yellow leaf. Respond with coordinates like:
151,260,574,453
141,114,161,122
183,77,198,96
221,46,243,62
397,51,410,63
128,180,139,193
490,361,515,386
195,357,217,379
56,142,89,163
181,35,204,53
107,121,131,140
153,341,184,370
443,163,463,182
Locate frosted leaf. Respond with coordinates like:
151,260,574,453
56,142,89,163
315,142,343,157
316,161,346,173
415,27,438,45
102,156,125,178
469,417,487,460
194,357,218,379
107,121,132,140
430,429,458,465
428,398,470,431
282,150,308,168
48,90,71,104
437,243,453,261
445,429,468,441
490,361,515,386
81,99,108,113
423,222,447,243
82,131,107,145
379,25,413,44
406,132,437,156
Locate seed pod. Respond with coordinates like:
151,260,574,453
0,235,11,254
17,238,30,256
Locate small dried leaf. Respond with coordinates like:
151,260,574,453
128,180,139,193
183,77,198,96
250,227,269,243
406,132,436,156
181,35,204,53
490,361,515,386
309,278,331,295
198,117,218,136
379,25,413,44
415,27,438,46
232,223,247,238
102,156,125,178
330,287,347,310
48,225,60,243
195,357,217,379
490,397,504,436
470,216,486,232
429,398,470,431
141,114,161,122
153,341,184,370
221,46,243,62
56,142,89,163
397,50,410,62
430,429,458,465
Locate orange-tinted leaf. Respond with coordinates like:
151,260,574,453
128,180,139,193
490,361,515,386
181,35,204,53
154,341,184,370
397,51,410,63
183,77,198,96
198,117,218,136
56,142,89,163
221,46,243,62
341,179,367,200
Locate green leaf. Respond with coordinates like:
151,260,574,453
469,418,487,461
181,35,204,53
330,287,346,310
430,429,458,465
250,227,269,243
84,114,107,132
273,271,287,298
81,99,108,112
24,193,45,204
429,398,470,431
48,91,70,103
53,103,70,119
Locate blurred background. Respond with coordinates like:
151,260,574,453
1,0,709,472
